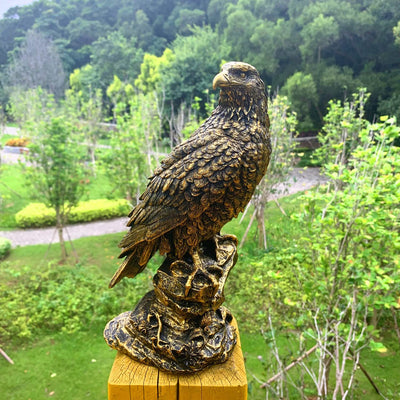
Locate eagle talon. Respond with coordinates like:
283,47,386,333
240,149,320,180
184,249,202,296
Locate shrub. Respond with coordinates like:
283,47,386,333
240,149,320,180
0,237,11,259
0,262,149,343
15,199,130,228
5,137,30,147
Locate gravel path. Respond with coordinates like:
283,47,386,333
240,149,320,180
0,168,327,248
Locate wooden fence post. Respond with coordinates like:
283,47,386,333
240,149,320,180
107,319,247,400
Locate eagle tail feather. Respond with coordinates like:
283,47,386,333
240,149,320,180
108,240,158,288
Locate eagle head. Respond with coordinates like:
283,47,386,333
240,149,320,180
212,61,267,119
213,61,265,92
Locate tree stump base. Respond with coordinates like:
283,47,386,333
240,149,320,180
107,319,247,400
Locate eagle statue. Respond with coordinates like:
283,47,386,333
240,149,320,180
109,61,271,289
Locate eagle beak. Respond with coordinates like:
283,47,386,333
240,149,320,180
213,72,229,90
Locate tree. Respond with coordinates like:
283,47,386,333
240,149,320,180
135,49,174,95
175,8,206,35
300,14,339,64
394,21,400,46
6,29,66,98
160,26,230,107
288,118,400,398
314,89,369,169
240,94,298,249
282,72,320,131
65,68,104,173
23,116,88,261
103,84,160,203
90,32,144,92
242,110,400,398
8,87,57,130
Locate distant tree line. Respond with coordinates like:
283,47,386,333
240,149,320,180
0,0,400,131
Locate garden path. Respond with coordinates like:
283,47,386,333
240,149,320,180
0,168,327,248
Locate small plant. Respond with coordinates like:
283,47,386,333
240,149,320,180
0,262,148,343
0,237,11,259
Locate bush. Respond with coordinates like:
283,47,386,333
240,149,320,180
15,199,130,228
0,262,148,343
4,137,30,147
0,237,11,259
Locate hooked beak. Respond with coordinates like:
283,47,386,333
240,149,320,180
212,72,229,90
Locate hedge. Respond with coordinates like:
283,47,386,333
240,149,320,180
15,199,131,228
0,237,11,259
0,262,147,343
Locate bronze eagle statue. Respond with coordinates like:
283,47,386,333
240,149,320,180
109,61,271,288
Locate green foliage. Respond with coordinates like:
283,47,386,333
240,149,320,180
160,25,230,106
0,262,147,343
135,49,174,94
90,32,144,91
67,65,101,101
282,72,319,132
314,89,370,167
15,199,130,228
281,120,399,397
64,73,104,171
7,87,57,131
1,0,399,131
265,93,298,195
235,95,400,396
292,117,400,330
24,116,88,213
102,88,159,201
394,21,400,47
0,237,11,259
300,14,339,63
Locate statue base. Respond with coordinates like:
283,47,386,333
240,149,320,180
107,318,247,400
104,234,238,373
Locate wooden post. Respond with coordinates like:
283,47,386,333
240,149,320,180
107,319,247,400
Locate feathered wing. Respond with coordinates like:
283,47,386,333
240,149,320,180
108,129,244,288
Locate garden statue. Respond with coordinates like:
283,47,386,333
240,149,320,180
104,61,271,373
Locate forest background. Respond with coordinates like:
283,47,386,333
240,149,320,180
0,0,400,130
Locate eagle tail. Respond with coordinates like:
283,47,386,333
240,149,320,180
108,240,158,288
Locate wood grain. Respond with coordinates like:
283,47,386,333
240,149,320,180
107,319,247,400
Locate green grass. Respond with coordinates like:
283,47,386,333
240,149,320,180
3,233,123,276
1,326,114,400
1,193,399,399
1,302,398,399
0,164,118,229
0,133,19,146
2,233,163,279
222,191,305,256
0,164,30,229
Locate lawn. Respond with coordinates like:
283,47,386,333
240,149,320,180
0,163,117,229
1,192,399,399
1,327,115,400
2,318,398,399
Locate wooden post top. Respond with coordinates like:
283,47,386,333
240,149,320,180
108,319,247,400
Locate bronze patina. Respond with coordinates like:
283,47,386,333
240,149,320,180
104,61,271,373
